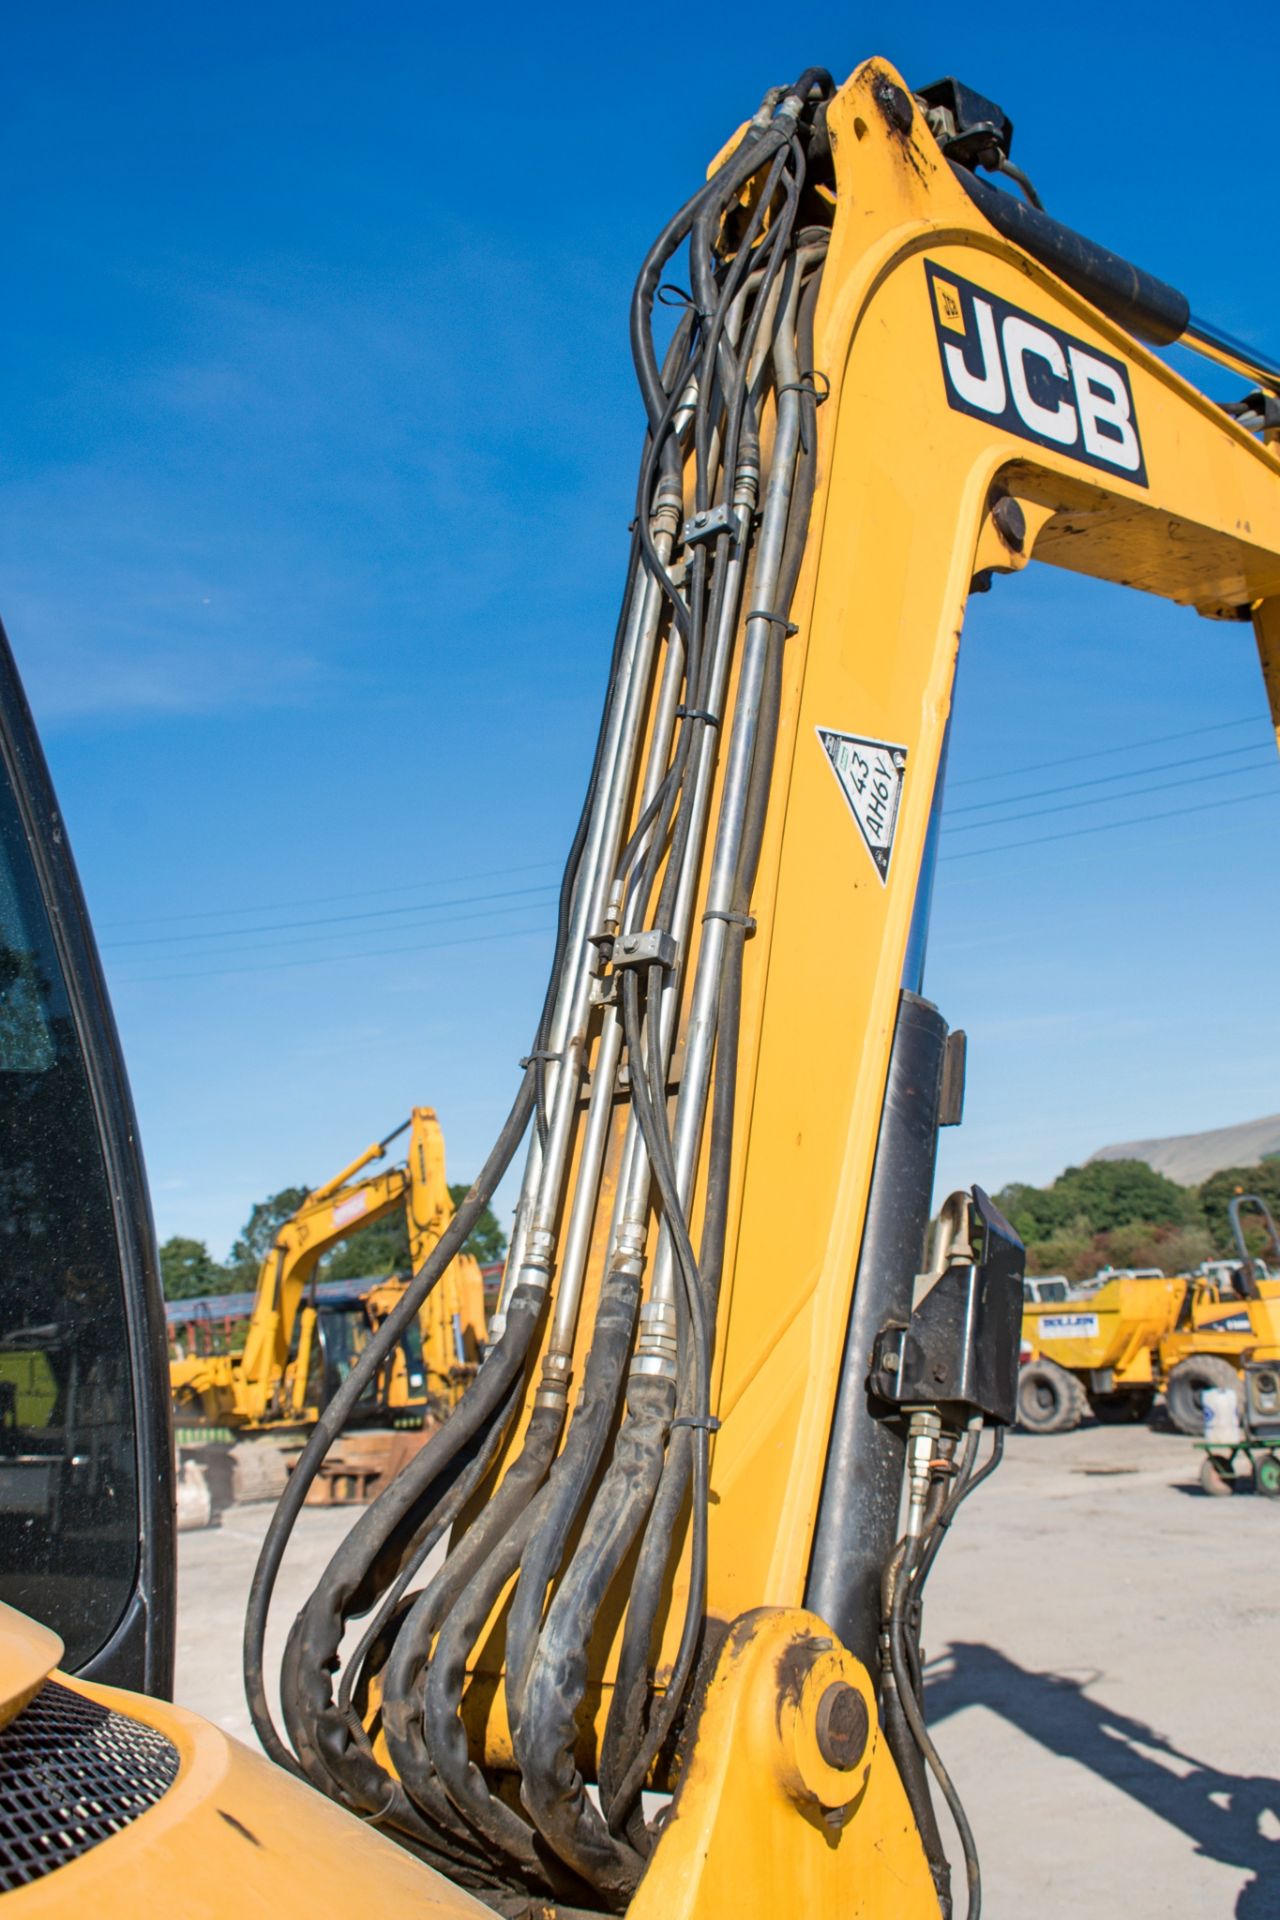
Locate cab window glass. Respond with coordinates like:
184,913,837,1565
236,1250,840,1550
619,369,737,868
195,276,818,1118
0,777,137,1665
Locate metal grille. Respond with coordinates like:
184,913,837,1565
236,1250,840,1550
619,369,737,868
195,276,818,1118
0,1679,179,1889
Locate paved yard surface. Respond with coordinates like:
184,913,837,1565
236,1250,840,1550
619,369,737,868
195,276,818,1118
177,1422,1280,1918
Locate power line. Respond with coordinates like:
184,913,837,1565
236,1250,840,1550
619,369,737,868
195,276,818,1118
947,713,1265,789
101,880,560,952
111,916,555,986
942,753,1278,836
91,719,1277,949
111,897,554,973
940,782,1280,863
945,739,1273,818
96,857,563,932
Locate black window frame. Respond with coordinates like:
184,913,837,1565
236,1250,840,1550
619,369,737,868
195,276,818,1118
0,620,174,1697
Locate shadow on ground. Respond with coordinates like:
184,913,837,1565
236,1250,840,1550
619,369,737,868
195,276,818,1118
927,1643,1280,1919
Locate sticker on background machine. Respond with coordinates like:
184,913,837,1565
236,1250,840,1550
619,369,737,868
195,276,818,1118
1037,1313,1099,1341
816,727,907,882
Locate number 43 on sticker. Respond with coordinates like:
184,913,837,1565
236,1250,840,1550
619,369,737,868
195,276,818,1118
816,727,908,882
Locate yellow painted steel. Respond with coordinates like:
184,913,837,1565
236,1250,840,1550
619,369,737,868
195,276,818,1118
0,1602,61,1732
15,53,1280,1920
1022,1275,1280,1398
1023,1276,1186,1386
1,1665,488,1918
1159,1277,1280,1372
169,1106,485,1430
628,1611,937,1920
454,57,1280,1806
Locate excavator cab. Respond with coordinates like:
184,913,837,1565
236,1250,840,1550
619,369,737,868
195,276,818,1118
0,619,172,1695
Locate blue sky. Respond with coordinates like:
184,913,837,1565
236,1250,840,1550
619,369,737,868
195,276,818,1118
5,2,1278,1255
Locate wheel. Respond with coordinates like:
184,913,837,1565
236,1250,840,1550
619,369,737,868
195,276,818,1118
1017,1359,1088,1434
1200,1454,1235,1497
1092,1390,1156,1425
1256,1453,1280,1499
1165,1355,1243,1437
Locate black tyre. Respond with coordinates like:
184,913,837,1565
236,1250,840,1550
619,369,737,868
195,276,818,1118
1200,1455,1235,1497
1017,1360,1088,1434
1165,1355,1243,1438
1091,1390,1156,1425
1256,1453,1280,1499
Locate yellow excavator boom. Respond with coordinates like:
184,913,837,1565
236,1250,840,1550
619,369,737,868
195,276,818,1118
4,49,1280,1920
236,57,1280,1920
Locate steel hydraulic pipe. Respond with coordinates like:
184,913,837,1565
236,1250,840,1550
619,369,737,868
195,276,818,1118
546,609,692,1362
601,520,757,1306
642,279,806,1330
494,558,658,1328
513,546,679,1307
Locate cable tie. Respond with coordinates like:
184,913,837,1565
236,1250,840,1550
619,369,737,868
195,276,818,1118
745,609,799,636
656,282,712,320
670,1413,722,1433
520,1049,563,1069
702,908,756,932
778,369,830,404
675,705,720,728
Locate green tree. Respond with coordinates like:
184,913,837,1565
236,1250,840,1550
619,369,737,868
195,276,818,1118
1197,1162,1280,1257
227,1184,310,1285
995,1158,1194,1245
324,1217,409,1281
159,1235,229,1300
448,1185,507,1265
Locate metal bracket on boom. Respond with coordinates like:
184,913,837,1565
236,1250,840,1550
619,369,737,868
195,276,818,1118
682,503,744,548
870,1188,1024,1426
589,927,678,1005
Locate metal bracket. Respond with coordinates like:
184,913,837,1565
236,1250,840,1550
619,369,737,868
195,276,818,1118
588,928,678,1005
682,503,743,548
870,1187,1024,1425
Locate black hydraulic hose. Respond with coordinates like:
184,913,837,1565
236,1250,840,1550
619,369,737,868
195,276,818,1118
889,1531,982,1920
511,973,705,1888
243,1080,539,1776
333,1366,526,1730
952,164,1189,347
274,1279,544,1794
384,1403,567,1879
516,1372,674,1898
629,107,785,448
689,143,793,509
249,327,658,1779
503,1264,648,1724
880,1619,953,1918
603,415,803,1829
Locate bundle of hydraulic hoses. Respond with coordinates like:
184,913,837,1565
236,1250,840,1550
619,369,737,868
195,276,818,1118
245,67,835,1909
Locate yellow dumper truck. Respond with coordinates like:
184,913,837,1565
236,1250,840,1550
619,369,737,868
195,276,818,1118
1021,1219,1280,1434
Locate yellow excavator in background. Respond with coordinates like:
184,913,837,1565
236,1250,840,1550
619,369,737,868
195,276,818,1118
3,50,1280,1920
169,1106,487,1436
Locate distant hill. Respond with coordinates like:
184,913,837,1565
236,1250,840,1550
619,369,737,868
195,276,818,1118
1088,1114,1280,1186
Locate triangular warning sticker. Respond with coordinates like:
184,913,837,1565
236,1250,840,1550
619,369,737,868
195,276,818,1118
816,727,908,883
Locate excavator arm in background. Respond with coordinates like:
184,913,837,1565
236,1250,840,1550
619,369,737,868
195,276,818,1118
169,1105,482,1430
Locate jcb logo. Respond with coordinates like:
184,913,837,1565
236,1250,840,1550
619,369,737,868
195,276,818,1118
926,262,1147,486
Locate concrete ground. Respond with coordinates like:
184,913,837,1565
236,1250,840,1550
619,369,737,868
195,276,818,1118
177,1421,1280,1919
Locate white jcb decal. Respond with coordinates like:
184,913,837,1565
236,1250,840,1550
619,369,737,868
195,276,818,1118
816,727,907,883
926,261,1147,485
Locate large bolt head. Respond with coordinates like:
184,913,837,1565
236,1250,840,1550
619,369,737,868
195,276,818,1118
814,1681,869,1771
991,494,1027,553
